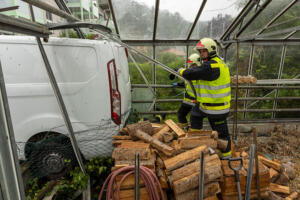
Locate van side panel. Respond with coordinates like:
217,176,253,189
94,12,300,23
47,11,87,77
0,36,122,159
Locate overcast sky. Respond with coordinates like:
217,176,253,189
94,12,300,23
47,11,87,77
134,0,241,21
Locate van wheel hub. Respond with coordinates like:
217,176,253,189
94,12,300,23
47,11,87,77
43,153,65,173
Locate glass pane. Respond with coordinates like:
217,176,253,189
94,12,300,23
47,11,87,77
112,0,155,39
227,44,251,76
277,89,300,118
239,0,293,39
128,46,153,84
0,0,13,8
291,31,300,39
263,1,300,34
252,46,282,80
156,0,203,39
281,45,300,79
191,0,243,40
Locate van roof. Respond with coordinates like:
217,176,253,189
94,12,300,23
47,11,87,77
0,35,109,46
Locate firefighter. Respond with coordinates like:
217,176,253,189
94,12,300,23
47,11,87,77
178,38,232,159
171,54,200,129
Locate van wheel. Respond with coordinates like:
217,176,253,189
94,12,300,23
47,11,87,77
29,140,76,179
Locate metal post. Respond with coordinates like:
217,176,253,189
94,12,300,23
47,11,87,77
0,61,26,200
29,5,86,174
272,45,286,118
198,151,205,200
233,41,239,141
152,45,156,110
186,45,189,68
135,153,140,200
243,44,255,119
253,127,261,200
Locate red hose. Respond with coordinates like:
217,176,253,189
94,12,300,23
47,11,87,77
98,166,165,200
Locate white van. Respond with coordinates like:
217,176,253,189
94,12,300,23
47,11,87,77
0,36,131,177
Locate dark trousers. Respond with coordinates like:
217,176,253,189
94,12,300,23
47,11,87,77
190,106,231,153
177,102,193,124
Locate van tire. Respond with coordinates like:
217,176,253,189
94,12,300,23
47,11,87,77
29,139,76,179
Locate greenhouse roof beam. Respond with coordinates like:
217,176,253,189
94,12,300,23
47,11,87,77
220,0,258,41
122,39,198,46
222,38,300,45
0,6,19,12
186,0,207,41
107,0,119,35
256,0,298,35
235,0,272,39
152,0,160,41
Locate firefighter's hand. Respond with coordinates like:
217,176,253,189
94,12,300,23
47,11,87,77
178,68,185,75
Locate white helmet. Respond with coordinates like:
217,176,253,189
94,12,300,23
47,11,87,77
187,53,200,67
194,37,218,58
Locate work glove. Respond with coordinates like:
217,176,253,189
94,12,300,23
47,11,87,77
178,67,185,75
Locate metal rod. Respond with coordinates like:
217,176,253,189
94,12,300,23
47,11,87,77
0,6,19,12
21,0,79,21
186,0,207,40
256,0,298,35
139,108,300,115
135,153,140,200
0,13,50,36
152,0,160,41
272,45,286,118
54,0,85,39
107,0,119,35
123,39,199,46
133,96,300,103
128,52,156,97
220,0,257,41
132,84,300,89
0,61,26,200
198,151,205,200
245,144,255,200
243,44,255,119
235,0,272,39
252,128,261,200
29,5,86,174
233,40,239,141
152,45,156,111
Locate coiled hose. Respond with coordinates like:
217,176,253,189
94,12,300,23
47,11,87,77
98,165,165,200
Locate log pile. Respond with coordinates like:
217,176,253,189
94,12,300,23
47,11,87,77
231,75,257,84
111,120,297,200
112,120,221,199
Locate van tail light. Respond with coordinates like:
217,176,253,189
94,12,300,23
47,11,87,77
124,48,129,58
107,60,121,125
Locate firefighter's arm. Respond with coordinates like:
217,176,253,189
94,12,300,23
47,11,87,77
178,62,220,81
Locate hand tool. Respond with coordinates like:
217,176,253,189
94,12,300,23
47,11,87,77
228,157,243,200
198,151,205,200
245,144,255,200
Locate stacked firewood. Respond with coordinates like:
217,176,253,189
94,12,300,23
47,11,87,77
112,120,222,200
111,120,297,200
231,75,257,84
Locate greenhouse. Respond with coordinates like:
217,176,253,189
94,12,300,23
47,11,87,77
0,0,299,199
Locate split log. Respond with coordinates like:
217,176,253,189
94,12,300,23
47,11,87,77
285,192,298,200
127,121,153,136
163,132,174,143
119,127,129,135
112,135,132,140
112,142,151,161
187,130,218,139
164,119,186,137
269,183,290,195
179,137,217,149
153,125,170,140
112,140,142,147
131,129,174,156
270,168,279,182
275,172,289,186
164,145,207,172
268,191,283,200
114,174,145,189
168,154,221,183
258,155,281,171
151,123,163,128
114,187,150,200
204,195,219,200
172,161,222,194
174,182,220,200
